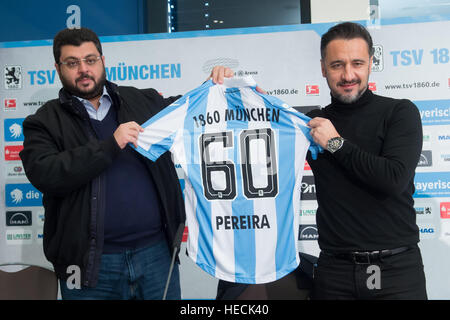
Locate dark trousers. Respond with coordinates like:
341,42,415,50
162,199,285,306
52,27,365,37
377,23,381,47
312,245,427,300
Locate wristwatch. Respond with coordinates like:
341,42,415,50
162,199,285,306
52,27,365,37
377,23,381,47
326,137,345,153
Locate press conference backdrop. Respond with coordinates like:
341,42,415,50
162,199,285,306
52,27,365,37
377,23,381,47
1,17,449,299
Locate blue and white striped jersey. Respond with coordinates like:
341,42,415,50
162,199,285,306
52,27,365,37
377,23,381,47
135,76,320,284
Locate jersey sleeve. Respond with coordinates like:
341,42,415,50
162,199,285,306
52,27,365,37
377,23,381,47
133,97,188,161
134,81,213,161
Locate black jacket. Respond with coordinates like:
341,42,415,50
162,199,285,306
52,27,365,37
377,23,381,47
19,81,185,287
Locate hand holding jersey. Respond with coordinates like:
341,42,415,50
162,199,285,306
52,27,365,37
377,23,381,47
307,117,342,151
113,121,144,149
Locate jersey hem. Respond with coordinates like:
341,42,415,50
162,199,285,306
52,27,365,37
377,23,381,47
191,252,300,284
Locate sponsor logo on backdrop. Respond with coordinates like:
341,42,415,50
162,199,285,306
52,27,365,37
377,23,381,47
441,202,450,219
415,100,450,126
414,172,450,198
182,226,189,242
305,85,319,96
36,210,45,227
4,118,25,141
4,66,22,89
6,229,33,245
36,231,44,243
236,70,258,77
28,69,57,85
5,184,43,207
415,206,432,217
105,63,181,82
27,63,182,85
298,225,319,240
23,100,46,108
4,145,23,161
441,153,450,163
371,45,383,72
6,162,26,178
417,150,432,167
300,175,316,200
4,98,17,111
300,208,317,217
6,211,32,226
304,161,311,171
368,82,377,92
418,224,436,239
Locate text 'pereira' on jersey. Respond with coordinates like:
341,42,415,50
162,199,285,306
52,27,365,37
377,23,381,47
135,76,320,284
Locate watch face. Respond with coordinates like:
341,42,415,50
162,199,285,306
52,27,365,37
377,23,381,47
327,137,343,153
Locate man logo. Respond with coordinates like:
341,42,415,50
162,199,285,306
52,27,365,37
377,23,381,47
9,123,22,139
299,225,319,241
10,188,23,204
6,211,32,226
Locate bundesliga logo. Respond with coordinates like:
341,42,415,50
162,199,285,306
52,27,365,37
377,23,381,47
4,98,17,111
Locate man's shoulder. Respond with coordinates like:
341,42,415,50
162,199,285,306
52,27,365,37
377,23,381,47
372,92,415,108
117,85,159,98
370,93,420,123
117,85,163,106
25,98,62,120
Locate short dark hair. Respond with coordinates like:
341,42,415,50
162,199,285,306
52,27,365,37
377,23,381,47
320,22,374,59
53,27,102,63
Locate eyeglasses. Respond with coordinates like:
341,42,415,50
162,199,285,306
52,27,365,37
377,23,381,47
59,55,101,69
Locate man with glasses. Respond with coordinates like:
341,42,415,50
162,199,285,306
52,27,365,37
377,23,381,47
19,27,232,300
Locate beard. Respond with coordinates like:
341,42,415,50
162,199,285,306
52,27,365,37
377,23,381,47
60,68,106,100
328,78,367,104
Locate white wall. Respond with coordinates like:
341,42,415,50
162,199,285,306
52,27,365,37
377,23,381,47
311,0,369,23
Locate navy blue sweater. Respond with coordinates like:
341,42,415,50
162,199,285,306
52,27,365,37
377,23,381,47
90,106,163,253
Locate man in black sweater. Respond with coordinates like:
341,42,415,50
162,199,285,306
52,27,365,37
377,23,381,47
307,22,427,299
